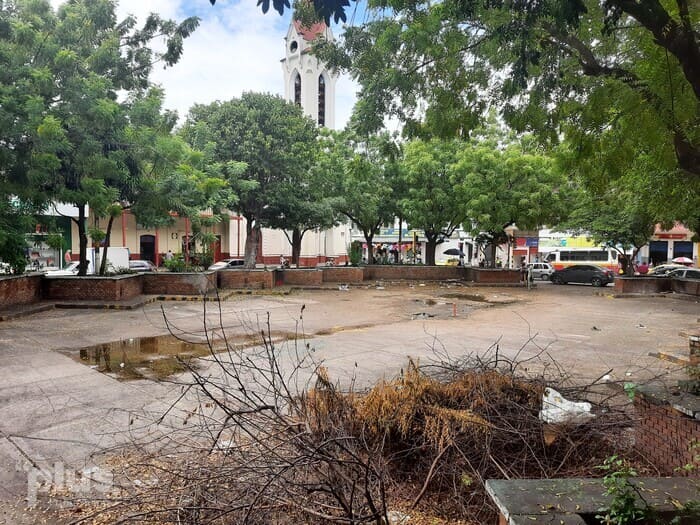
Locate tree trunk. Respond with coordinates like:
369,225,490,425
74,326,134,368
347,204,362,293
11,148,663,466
99,215,115,276
77,205,89,276
291,227,304,267
425,235,438,266
244,219,260,269
490,243,497,268
364,232,374,264
396,215,402,264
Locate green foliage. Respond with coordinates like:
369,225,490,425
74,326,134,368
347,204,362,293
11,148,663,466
181,93,317,267
0,0,200,275
0,198,34,273
321,0,700,230
88,227,106,247
164,255,187,273
596,456,647,525
452,129,569,262
400,138,464,265
348,240,363,266
321,130,397,263
44,232,66,251
564,183,656,268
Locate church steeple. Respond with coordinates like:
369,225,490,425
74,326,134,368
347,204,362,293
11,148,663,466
281,18,337,128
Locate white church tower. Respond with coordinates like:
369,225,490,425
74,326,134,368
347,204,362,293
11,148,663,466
281,19,338,128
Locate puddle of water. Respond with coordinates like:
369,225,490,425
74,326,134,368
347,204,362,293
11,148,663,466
73,335,212,381
71,330,305,381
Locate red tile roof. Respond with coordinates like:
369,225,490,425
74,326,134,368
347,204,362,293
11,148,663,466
293,19,327,41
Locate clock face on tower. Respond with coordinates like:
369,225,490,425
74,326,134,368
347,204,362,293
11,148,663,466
289,40,298,53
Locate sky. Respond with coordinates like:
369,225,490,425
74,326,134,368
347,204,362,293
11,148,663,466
52,0,358,129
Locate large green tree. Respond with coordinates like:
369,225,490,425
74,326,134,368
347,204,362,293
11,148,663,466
565,186,656,275
181,93,319,268
1,0,199,275
326,131,396,265
399,139,464,266
454,139,569,268
318,0,699,229
266,127,344,267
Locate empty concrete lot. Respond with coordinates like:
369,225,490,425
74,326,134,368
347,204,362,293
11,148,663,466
0,283,698,517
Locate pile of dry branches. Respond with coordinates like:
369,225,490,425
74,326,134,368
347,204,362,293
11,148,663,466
64,308,635,525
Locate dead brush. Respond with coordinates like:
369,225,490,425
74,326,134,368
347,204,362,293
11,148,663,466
61,305,634,525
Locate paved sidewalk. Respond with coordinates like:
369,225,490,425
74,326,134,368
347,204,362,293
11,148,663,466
0,284,697,516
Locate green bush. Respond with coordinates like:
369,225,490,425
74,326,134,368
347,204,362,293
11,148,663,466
349,241,362,266
164,256,187,273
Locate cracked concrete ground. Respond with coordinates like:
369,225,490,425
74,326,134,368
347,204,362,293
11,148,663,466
0,282,698,521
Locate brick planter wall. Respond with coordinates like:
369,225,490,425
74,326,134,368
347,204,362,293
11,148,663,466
364,265,465,281
321,267,364,283
281,269,323,286
672,278,700,296
217,270,273,290
42,274,143,302
465,268,521,284
142,272,217,295
0,274,42,307
633,390,700,476
614,277,672,294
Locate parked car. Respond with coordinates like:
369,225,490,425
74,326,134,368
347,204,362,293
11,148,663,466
648,263,686,276
208,258,245,270
666,268,700,280
550,265,615,287
526,262,554,280
129,260,157,272
46,261,80,276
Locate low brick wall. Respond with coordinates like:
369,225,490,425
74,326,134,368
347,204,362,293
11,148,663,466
465,268,521,284
0,274,42,307
364,265,465,281
672,278,700,296
614,277,671,294
281,269,323,286
321,267,364,283
217,269,273,289
634,389,699,476
42,274,143,302
142,271,217,295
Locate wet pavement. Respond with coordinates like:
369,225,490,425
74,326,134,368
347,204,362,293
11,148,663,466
0,283,698,517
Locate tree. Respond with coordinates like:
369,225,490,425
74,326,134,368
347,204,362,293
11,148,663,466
181,93,319,269
318,0,699,229
399,139,464,266
454,138,569,268
2,0,199,275
328,131,395,265
266,128,344,267
565,187,656,275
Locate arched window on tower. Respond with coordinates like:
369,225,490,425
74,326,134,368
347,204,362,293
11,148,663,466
294,73,302,107
318,74,326,127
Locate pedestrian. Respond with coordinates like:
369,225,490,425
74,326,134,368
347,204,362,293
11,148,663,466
64,250,72,266
165,249,173,261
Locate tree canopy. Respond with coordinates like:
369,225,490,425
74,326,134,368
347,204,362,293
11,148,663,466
181,92,319,268
0,0,199,274
399,139,464,265
318,0,699,230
